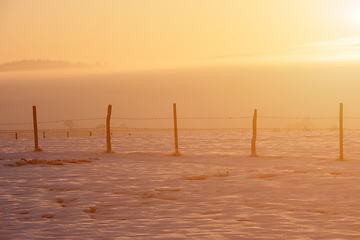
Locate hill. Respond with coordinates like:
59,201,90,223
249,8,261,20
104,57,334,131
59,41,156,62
0,59,103,72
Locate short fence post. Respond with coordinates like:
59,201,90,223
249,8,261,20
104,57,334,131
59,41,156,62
251,109,257,157
32,106,41,151
106,104,112,153
15,133,17,140
339,103,344,160
173,103,180,156
43,132,45,139
90,132,92,137
67,132,69,138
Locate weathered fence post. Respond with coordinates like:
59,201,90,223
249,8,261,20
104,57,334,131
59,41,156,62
43,132,45,139
67,132,69,138
106,104,112,153
90,132,92,137
15,133,17,140
32,106,42,151
251,109,257,157
339,103,344,160
173,103,180,156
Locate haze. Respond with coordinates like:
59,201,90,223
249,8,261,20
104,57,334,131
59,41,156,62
2,0,360,66
1,0,360,129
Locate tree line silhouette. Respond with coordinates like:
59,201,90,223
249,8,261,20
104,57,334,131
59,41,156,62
0,59,105,72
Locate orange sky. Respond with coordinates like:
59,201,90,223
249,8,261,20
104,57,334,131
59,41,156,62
1,0,360,69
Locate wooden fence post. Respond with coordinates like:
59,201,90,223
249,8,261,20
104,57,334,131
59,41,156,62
32,106,42,151
67,132,69,138
15,133,17,140
106,104,112,153
43,132,45,139
173,103,180,156
339,103,344,160
251,109,257,157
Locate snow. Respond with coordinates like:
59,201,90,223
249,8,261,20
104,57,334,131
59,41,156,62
1,131,360,239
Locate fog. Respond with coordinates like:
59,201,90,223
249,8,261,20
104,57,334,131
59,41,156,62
1,59,360,131
2,1,360,132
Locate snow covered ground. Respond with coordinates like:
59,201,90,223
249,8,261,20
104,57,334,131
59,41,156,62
1,131,360,239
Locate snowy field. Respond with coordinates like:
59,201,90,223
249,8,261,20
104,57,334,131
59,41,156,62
2,131,360,239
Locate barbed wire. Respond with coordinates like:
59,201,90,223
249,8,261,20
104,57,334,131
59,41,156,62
0,145,249,150
112,127,253,131
112,135,247,141
345,150,360,153
37,118,105,124
258,116,338,119
179,117,253,120
179,147,250,150
4,135,357,143
0,127,106,132
112,145,173,150
1,136,106,141
112,117,171,120
0,118,105,126
0,145,171,150
42,136,106,141
21,145,106,148
0,129,33,132
0,145,343,153
7,137,336,143
256,148,339,152
5,114,359,126
0,146,34,148
112,136,174,140
0,122,33,126
110,116,359,120
3,127,360,133
257,128,335,131
112,135,252,141
38,127,105,131
344,117,360,119
179,137,248,141
258,139,339,143
177,138,359,143
112,117,253,120
344,128,360,131
112,127,339,131
2,113,360,156
92,116,351,120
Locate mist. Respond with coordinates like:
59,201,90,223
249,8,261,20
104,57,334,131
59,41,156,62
1,59,360,131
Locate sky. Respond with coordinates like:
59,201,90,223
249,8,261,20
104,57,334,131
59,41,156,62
1,0,360,69
1,0,360,126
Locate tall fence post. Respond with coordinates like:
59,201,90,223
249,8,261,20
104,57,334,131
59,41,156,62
173,103,180,156
106,104,112,153
32,106,42,152
339,103,344,160
251,109,257,157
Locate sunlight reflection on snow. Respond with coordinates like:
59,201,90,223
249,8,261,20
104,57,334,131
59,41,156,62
1,131,360,238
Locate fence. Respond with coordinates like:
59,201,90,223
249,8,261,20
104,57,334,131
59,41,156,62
1,103,359,160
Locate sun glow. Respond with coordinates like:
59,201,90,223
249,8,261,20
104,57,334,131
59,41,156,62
346,11,360,25
342,1,360,25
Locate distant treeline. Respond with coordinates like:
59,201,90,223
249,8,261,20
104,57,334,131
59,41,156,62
0,59,105,72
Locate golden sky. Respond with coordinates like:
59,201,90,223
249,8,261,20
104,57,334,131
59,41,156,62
1,0,360,68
